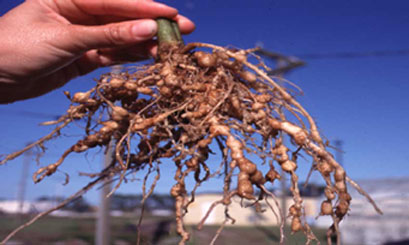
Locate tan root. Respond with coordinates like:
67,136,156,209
1,41,381,244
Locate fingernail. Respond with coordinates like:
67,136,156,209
98,55,113,66
132,20,157,39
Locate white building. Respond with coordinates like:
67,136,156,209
183,193,319,226
0,200,73,216
0,200,32,214
340,177,409,245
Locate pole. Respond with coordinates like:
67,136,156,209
95,65,122,245
17,150,30,215
95,140,114,245
280,168,287,218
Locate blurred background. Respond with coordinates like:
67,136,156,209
0,0,408,244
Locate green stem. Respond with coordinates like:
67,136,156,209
156,18,183,46
171,21,184,45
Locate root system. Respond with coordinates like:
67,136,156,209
0,19,381,245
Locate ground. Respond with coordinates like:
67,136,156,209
0,214,327,244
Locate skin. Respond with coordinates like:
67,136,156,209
0,0,195,104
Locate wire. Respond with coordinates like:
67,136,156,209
296,49,409,59
255,49,305,75
257,48,409,75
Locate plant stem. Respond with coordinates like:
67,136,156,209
171,21,184,45
156,18,183,46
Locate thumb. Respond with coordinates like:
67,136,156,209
70,19,158,51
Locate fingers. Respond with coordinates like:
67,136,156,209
75,42,158,75
174,15,195,34
61,0,195,40
71,0,178,19
97,42,158,64
70,14,195,52
95,14,195,34
71,19,157,51
72,50,103,76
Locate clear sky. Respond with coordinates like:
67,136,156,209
1,0,409,204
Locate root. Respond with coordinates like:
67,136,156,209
175,195,189,245
32,147,73,183
0,173,106,244
260,184,285,244
0,119,71,165
137,166,160,245
346,176,382,214
198,191,237,230
1,37,381,245
209,208,235,245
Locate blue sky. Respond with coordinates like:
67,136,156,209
1,0,409,204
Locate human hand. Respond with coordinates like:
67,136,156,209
0,0,195,103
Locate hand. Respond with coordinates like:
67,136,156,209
0,0,195,103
